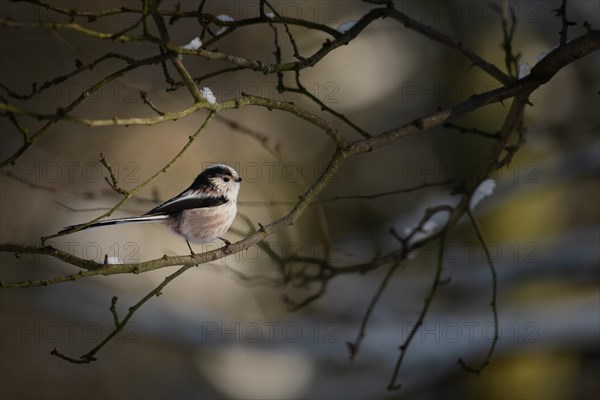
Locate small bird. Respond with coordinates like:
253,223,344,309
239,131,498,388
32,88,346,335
60,164,242,253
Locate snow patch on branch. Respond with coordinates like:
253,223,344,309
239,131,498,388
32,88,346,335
216,14,234,35
336,20,357,34
179,37,202,59
200,87,217,105
470,179,496,210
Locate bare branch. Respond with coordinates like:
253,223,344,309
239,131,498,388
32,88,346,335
457,210,499,375
99,153,127,195
443,123,500,140
347,261,402,362
1,53,171,168
387,7,510,83
553,0,577,45
0,53,135,100
387,229,449,391
316,181,457,204
53,263,194,363
0,19,146,43
109,296,120,328
140,91,165,116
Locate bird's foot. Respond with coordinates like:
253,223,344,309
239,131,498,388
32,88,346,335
186,239,196,256
218,236,232,246
218,237,233,252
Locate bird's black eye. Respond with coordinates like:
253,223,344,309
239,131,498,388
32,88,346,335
223,177,230,182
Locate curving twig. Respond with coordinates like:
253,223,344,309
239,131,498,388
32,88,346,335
52,263,195,363
457,209,499,375
387,229,449,391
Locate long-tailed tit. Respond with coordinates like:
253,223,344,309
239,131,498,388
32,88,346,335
60,164,242,252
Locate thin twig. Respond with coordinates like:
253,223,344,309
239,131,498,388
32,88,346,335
387,7,510,84
264,0,305,62
149,0,203,103
347,261,402,362
0,19,144,43
316,181,457,204
6,112,29,142
52,263,195,363
140,90,165,115
443,123,500,140
99,153,127,194
0,53,134,100
1,53,171,169
214,115,282,160
554,0,577,45
109,296,121,328
457,209,499,375
285,69,372,138
387,230,448,391
488,3,520,78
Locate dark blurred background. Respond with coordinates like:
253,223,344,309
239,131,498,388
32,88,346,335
1,0,599,399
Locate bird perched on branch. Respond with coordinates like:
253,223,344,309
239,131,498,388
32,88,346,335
60,164,242,253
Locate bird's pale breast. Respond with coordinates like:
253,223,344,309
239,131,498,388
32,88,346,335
169,203,237,243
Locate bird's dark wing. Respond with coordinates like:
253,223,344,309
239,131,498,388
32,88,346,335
145,194,228,216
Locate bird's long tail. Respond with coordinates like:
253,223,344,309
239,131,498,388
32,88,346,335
59,215,170,234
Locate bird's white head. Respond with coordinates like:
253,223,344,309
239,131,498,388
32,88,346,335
190,164,242,200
